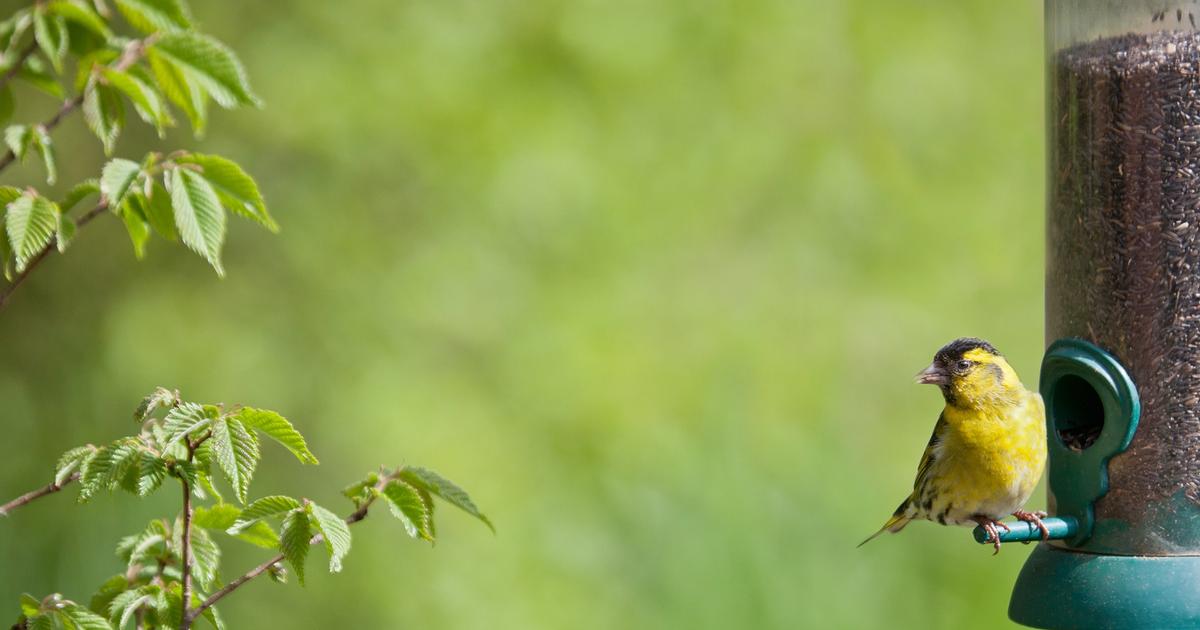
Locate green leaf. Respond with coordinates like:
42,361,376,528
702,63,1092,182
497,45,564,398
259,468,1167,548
114,0,190,33
53,445,95,487
0,187,21,206
89,575,128,619
143,181,176,240
306,502,351,573
33,11,68,73
109,588,148,628
133,386,175,421
60,603,111,630
228,495,299,533
162,401,210,446
210,416,259,504
381,480,434,543
0,86,12,127
55,213,75,253
102,67,170,134
19,593,40,616
5,124,31,158
135,452,166,496
399,467,493,531
79,438,140,502
60,179,100,213
120,195,149,259
18,56,64,98
176,154,276,231
192,502,279,549
147,47,205,135
279,510,310,586
83,81,124,154
152,32,260,108
100,158,140,209
6,194,58,273
48,1,112,39
189,526,221,590
167,166,225,275
233,408,317,465
32,126,56,185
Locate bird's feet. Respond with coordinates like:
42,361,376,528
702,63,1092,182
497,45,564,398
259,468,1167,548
972,515,1012,555
1013,510,1050,541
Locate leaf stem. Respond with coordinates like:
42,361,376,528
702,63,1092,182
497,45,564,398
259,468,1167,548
186,478,389,624
0,471,78,516
0,41,38,94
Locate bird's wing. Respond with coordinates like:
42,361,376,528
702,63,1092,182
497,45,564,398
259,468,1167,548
913,412,947,492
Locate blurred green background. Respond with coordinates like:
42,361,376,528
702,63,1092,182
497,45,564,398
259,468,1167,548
0,0,1045,627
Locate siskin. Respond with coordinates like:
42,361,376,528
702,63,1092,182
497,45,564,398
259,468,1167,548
859,338,1047,554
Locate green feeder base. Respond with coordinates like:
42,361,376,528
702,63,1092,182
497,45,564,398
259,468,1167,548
1010,544,1200,629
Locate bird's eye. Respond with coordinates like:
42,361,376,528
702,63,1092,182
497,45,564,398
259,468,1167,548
956,360,972,371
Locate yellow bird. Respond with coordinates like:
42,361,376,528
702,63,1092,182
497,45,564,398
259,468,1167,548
859,338,1047,553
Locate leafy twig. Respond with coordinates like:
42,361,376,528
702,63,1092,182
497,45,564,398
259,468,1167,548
184,478,387,627
0,200,108,311
0,472,79,516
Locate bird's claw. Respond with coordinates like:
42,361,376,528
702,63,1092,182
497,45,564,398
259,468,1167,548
1013,510,1050,541
972,516,1008,554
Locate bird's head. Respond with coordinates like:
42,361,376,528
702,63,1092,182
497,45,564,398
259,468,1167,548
916,337,1024,407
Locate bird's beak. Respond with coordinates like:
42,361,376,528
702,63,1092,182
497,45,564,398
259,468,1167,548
915,363,949,386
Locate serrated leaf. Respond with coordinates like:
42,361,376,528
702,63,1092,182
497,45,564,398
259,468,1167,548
60,179,100,213
193,502,279,549
306,502,351,573
0,187,21,206
190,526,221,590
62,603,113,630
5,124,31,158
279,510,310,586
133,386,175,421
171,460,205,499
143,181,176,240
162,401,210,446
102,67,170,134
19,593,40,616
83,81,123,154
135,452,166,496
233,408,317,465
381,480,434,543
7,194,58,273
120,195,149,259
100,158,140,208
89,575,127,619
152,32,260,108
210,417,258,504
33,11,68,73
53,445,94,487
228,495,299,533
114,0,189,33
18,56,64,98
55,212,74,253
167,166,225,275
48,1,111,39
29,613,54,630
32,126,56,185
176,154,275,231
147,47,205,135
400,467,493,531
79,439,140,501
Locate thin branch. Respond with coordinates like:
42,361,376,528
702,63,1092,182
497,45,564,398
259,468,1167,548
179,437,199,630
186,481,387,624
0,41,38,94
0,199,108,311
0,471,79,516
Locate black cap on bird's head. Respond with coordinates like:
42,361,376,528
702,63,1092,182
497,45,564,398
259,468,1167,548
916,337,1003,390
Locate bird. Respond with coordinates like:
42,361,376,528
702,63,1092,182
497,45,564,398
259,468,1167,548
858,337,1047,554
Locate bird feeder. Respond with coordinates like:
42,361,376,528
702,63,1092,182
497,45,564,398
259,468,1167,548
975,1,1200,627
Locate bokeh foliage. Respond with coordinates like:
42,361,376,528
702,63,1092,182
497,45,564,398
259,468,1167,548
0,0,1043,627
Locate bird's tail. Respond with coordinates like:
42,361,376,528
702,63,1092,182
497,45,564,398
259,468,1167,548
857,498,913,548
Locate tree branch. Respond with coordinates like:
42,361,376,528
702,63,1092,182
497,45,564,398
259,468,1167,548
186,482,386,625
0,472,79,516
0,41,38,94
0,199,108,311
179,437,199,630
